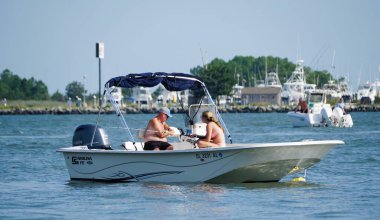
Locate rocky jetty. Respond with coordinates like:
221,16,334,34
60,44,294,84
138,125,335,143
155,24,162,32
1,104,379,115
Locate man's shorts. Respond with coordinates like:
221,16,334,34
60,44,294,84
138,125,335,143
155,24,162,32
144,141,172,150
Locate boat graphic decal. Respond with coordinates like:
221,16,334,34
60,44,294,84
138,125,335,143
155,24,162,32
104,171,184,181
70,151,241,175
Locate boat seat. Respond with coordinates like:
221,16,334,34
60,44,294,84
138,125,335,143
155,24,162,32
121,130,145,151
122,141,144,151
136,129,145,149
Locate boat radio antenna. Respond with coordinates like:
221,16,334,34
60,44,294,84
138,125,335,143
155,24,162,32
200,47,208,70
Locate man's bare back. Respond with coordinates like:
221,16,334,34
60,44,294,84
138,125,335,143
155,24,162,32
143,108,174,151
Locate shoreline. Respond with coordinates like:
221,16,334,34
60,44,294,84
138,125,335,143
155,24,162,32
1,104,380,115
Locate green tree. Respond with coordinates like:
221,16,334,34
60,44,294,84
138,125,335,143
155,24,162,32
51,90,65,101
65,81,85,99
152,86,164,100
0,69,49,100
306,70,333,88
0,69,22,99
27,77,49,100
191,58,236,104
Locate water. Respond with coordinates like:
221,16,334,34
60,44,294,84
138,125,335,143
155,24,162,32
1,112,380,219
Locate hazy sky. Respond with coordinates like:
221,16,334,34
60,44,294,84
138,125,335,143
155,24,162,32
1,0,379,94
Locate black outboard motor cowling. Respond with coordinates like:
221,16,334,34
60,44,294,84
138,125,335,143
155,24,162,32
72,124,112,150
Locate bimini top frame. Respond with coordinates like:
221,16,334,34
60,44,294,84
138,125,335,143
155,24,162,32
103,72,232,145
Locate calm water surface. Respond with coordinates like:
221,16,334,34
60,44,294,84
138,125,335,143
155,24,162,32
1,112,379,219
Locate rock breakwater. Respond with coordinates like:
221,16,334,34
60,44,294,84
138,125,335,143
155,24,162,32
1,104,379,115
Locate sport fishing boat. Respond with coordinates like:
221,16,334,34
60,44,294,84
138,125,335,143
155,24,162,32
287,91,353,128
281,60,316,105
58,72,344,183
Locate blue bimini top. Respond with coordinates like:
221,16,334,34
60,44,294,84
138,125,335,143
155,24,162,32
105,72,204,91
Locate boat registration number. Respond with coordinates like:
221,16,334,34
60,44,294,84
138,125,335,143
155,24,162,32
195,152,223,160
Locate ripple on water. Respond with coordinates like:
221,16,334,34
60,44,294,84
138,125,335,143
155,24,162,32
0,113,380,219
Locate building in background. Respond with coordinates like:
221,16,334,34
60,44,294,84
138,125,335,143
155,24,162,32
242,87,281,105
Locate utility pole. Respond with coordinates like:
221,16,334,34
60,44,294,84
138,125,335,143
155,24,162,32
83,75,86,106
96,42,104,106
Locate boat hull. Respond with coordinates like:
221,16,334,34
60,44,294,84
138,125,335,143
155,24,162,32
58,140,343,183
287,111,353,128
287,112,324,127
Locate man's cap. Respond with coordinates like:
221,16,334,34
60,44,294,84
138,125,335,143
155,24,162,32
159,107,172,118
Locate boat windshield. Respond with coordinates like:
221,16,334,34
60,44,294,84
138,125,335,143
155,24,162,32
187,104,217,126
309,93,323,103
358,85,370,90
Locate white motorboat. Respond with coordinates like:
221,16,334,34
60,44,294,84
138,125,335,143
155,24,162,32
339,77,353,102
281,60,316,105
58,72,344,183
356,81,379,104
287,91,353,128
322,80,341,99
265,72,282,88
264,59,282,88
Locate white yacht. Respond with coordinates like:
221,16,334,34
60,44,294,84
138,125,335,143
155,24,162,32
132,87,152,109
265,72,282,88
281,60,316,104
339,77,353,102
356,82,376,104
322,80,341,99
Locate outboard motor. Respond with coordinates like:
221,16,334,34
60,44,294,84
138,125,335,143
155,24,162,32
332,107,344,119
72,124,112,150
321,107,332,122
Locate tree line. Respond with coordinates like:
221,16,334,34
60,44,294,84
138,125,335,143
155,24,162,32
0,69,89,101
1,56,335,101
0,69,50,100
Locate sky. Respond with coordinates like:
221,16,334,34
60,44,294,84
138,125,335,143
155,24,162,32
1,0,379,94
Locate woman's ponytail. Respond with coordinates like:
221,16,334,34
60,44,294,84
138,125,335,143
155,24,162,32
202,111,224,132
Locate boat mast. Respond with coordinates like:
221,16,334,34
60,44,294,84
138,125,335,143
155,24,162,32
200,47,208,70
265,57,268,86
276,58,279,75
330,50,336,81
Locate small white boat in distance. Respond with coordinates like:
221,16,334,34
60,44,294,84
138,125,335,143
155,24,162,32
58,73,344,183
287,91,353,128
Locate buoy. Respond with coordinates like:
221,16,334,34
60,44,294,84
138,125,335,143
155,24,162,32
292,177,306,182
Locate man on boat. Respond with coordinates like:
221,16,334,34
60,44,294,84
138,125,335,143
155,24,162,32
336,97,346,114
143,107,175,150
295,97,308,113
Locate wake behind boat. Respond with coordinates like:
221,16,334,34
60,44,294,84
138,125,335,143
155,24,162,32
57,72,344,183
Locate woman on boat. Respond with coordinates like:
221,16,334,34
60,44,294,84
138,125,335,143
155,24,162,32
196,111,225,148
